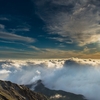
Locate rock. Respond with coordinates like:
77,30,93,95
0,80,48,100
26,80,87,100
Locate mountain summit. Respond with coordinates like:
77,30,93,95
0,80,48,100
27,80,87,100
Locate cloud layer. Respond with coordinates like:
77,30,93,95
34,0,100,46
1,58,100,100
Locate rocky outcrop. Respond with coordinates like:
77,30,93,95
27,80,87,100
0,80,48,100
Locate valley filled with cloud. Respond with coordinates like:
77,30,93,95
0,58,100,100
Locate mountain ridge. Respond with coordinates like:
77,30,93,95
26,80,87,100
0,80,48,100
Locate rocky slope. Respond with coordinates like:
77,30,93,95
0,80,48,100
27,80,87,100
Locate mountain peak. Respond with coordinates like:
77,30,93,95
26,80,87,100
0,80,48,100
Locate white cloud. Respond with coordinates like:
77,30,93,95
0,69,11,80
0,69,11,74
1,58,100,99
50,94,66,99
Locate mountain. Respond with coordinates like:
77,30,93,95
0,80,48,100
26,80,87,100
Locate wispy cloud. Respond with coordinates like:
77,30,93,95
0,31,35,43
0,47,99,59
0,40,26,45
0,16,35,43
0,46,26,52
28,46,40,51
0,24,5,29
10,28,30,32
34,0,100,46
49,37,73,44
0,17,9,21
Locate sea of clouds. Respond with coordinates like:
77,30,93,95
0,58,100,100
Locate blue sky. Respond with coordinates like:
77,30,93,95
0,0,100,59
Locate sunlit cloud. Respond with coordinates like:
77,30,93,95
50,94,66,99
34,0,100,46
0,47,99,59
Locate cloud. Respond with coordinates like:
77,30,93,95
49,37,73,44
0,24,5,29
34,0,100,46
0,47,99,59
0,46,26,52
0,69,11,74
0,31,35,43
0,17,9,21
1,58,100,100
0,16,35,43
0,69,11,80
50,94,66,99
29,46,40,51
0,40,27,45
10,28,30,32
0,59,65,83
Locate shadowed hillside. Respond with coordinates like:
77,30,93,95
26,80,87,100
0,80,48,100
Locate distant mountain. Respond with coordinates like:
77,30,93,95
26,80,87,100
0,80,48,100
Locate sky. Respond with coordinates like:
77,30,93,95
0,0,100,59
